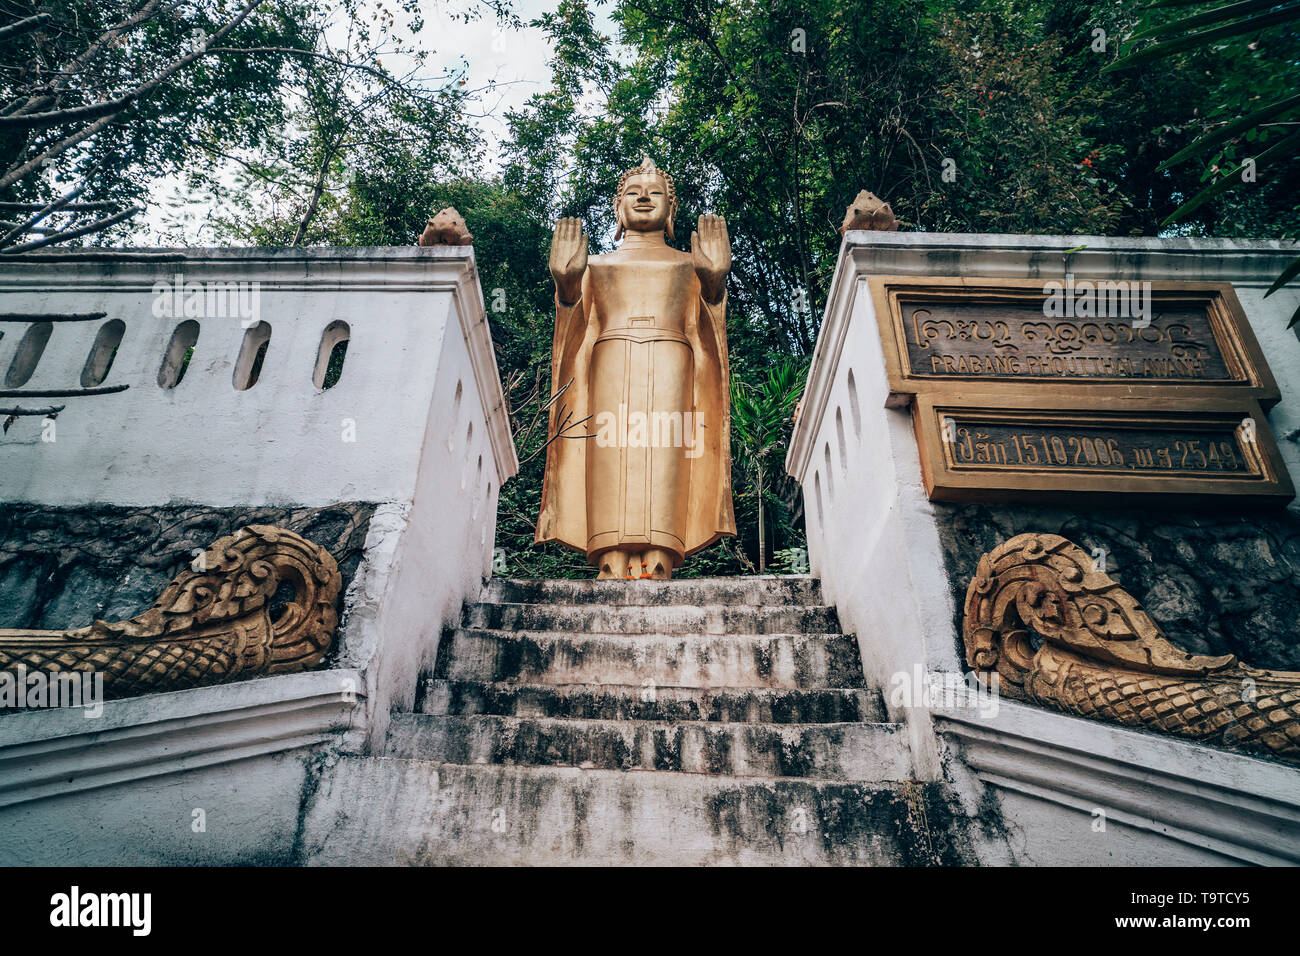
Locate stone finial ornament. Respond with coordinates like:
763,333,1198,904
0,526,341,700
418,206,473,246
839,190,898,234
964,533,1300,764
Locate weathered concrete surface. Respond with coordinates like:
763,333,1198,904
420,680,885,723
482,576,823,607
933,502,1300,670
433,629,868,688
299,758,974,866
296,576,987,865
385,713,911,780
463,601,839,634
0,502,374,634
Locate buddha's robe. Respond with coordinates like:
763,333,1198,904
535,252,736,564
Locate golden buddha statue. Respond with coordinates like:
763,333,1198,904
535,157,736,579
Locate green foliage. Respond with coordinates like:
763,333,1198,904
769,546,809,575
731,358,806,571
0,0,320,246
201,0,1299,577
1108,0,1300,325
199,1,480,247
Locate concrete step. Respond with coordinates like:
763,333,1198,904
462,601,839,635
385,713,911,781
419,679,887,723
483,576,822,607
299,757,973,865
432,629,867,689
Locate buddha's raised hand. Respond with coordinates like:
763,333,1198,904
691,214,731,304
549,216,588,304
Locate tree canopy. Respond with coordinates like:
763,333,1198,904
5,0,1295,575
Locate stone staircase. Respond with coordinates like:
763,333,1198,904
298,577,974,865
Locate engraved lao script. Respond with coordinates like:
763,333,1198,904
903,301,1234,383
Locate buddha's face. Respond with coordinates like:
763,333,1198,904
618,172,671,234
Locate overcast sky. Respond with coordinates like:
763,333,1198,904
143,0,615,244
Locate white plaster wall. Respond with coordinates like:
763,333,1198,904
0,670,361,865
936,701,1300,866
0,752,312,865
0,248,511,507
1232,283,1300,493
0,246,518,758
340,295,506,749
797,274,958,779
788,234,1300,784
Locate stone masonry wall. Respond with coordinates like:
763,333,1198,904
0,504,377,652
934,503,1300,671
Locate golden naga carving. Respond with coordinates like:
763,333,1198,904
0,525,341,700
963,533,1300,764
418,206,473,246
535,156,736,579
839,189,898,234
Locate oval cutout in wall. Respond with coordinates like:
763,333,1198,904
81,319,126,388
5,321,53,387
835,407,847,476
313,320,350,390
461,422,474,490
158,320,200,389
448,380,463,451
472,456,484,519
847,369,862,440
233,321,271,391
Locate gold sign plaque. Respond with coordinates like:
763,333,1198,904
914,395,1294,505
870,277,1279,408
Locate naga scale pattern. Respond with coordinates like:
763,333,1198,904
963,532,1300,763
0,525,341,699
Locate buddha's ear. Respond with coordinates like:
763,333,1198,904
614,205,626,241
666,201,677,240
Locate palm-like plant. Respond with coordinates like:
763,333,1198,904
730,359,805,572
1105,0,1300,326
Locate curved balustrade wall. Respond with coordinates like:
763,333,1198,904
787,233,1300,864
0,247,518,863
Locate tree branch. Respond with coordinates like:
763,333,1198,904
0,183,85,248
0,204,143,254
0,94,135,131
0,0,267,191
0,12,53,43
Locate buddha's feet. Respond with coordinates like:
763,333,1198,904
593,547,677,580
594,549,630,579
640,548,675,580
